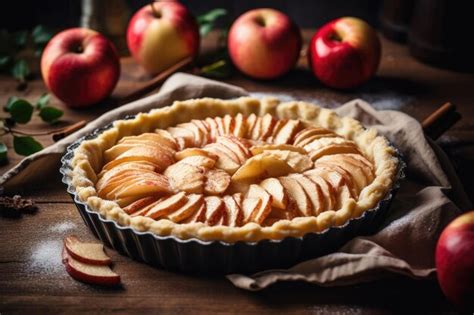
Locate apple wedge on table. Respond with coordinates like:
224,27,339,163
64,236,111,266
62,236,120,286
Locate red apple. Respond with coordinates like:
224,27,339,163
227,8,302,79
127,1,199,75
436,211,474,309
41,28,120,108
308,17,381,89
62,246,120,286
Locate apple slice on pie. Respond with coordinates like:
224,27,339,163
164,162,205,194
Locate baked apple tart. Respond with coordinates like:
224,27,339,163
69,97,399,243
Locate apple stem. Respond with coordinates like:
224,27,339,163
329,32,342,42
150,1,160,18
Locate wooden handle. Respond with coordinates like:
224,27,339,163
118,56,193,106
421,102,461,140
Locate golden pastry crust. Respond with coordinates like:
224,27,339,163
70,97,399,243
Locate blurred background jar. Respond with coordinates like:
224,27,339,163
408,0,474,72
80,0,130,55
379,0,414,43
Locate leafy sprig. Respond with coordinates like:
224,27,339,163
0,25,53,89
197,8,228,37
196,8,234,79
0,93,63,163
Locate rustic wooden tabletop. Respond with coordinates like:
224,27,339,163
1,31,473,314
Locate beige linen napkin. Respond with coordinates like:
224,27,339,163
1,73,470,290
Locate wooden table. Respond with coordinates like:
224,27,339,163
1,31,473,314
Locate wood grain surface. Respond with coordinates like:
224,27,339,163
1,30,473,314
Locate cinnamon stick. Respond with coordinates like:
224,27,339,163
52,120,87,142
117,56,193,106
421,102,461,140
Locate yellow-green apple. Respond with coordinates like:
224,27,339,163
436,211,474,309
127,1,199,75
308,17,381,89
227,8,302,79
41,28,120,108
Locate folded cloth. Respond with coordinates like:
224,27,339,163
1,73,470,290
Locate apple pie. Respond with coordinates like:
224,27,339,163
70,97,399,242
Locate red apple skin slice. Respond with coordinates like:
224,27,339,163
223,195,243,227
122,197,158,215
62,247,120,286
183,203,206,223
204,196,226,226
64,236,112,266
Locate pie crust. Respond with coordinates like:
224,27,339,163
69,97,399,243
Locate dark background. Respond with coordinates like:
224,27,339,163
1,0,382,30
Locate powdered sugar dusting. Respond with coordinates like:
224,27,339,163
29,239,63,275
49,221,77,233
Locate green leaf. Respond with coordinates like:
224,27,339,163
0,55,11,70
4,96,18,112
0,142,7,164
14,30,28,48
32,25,53,46
11,59,30,82
199,23,214,37
36,93,50,110
39,106,63,124
197,8,227,37
13,136,43,156
197,8,227,23
200,59,232,78
9,99,34,123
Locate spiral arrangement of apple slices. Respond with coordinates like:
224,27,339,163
96,113,375,227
